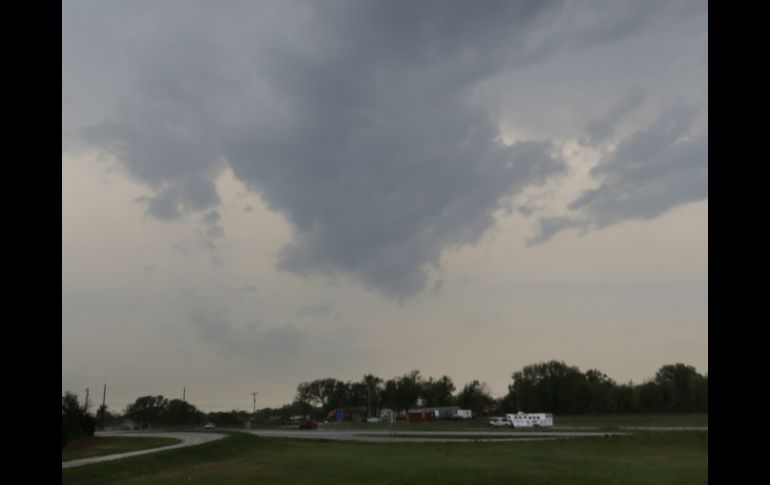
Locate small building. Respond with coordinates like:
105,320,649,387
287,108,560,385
406,409,436,422
380,408,397,424
327,407,367,422
407,406,461,421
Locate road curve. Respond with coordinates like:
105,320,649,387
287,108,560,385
62,431,226,469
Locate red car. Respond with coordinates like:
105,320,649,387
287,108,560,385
299,420,318,430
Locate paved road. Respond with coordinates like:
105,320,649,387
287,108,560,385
619,427,708,432
62,431,225,469
240,429,629,443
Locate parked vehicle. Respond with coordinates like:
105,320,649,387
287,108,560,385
505,412,553,428
488,416,512,428
299,420,318,430
452,409,473,420
203,423,216,429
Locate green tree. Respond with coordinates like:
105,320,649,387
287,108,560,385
612,382,637,413
95,403,116,428
422,376,456,407
509,361,591,414
636,381,664,412
456,380,494,416
585,369,617,413
62,391,96,446
362,374,383,417
654,363,704,412
124,395,168,428
381,370,423,412
162,399,203,425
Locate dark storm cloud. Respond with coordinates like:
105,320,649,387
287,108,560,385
67,0,704,296
584,87,647,145
76,0,575,298
534,104,708,242
571,105,707,227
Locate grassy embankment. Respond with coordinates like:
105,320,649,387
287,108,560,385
62,436,181,462
63,429,707,485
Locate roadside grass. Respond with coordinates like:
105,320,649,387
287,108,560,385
62,430,707,485
62,436,181,462
309,414,708,432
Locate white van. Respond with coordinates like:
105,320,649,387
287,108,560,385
505,412,553,428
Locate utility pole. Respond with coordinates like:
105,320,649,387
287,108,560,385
252,392,258,415
84,388,90,413
102,384,107,408
183,387,186,402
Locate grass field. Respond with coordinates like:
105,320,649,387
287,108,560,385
309,414,708,432
62,436,181,463
62,429,707,484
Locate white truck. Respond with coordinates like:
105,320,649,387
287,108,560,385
488,416,512,428
506,412,553,428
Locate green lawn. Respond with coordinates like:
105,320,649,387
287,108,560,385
62,436,181,463
310,414,708,432
62,430,707,484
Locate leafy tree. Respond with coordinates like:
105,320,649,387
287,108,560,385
362,374,383,417
612,382,636,413
208,410,248,426
124,395,168,428
635,381,664,412
654,363,704,413
421,376,456,407
62,391,96,446
509,361,590,414
95,403,117,428
162,399,204,425
381,370,423,412
585,369,617,413
456,380,494,416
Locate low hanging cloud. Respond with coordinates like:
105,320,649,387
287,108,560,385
67,0,705,297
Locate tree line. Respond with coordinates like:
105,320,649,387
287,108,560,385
62,360,707,437
288,361,707,418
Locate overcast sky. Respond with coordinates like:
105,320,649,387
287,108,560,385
62,0,707,412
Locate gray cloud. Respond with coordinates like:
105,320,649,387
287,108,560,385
584,87,647,145
189,305,357,370
76,0,574,298
66,0,704,297
200,211,224,240
529,216,581,246
534,104,707,242
572,105,707,226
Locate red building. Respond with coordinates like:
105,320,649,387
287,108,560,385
406,409,436,422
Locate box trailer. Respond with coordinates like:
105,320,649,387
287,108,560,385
506,412,553,428
452,409,472,420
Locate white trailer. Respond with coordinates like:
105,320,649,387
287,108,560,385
506,412,553,428
452,409,472,420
